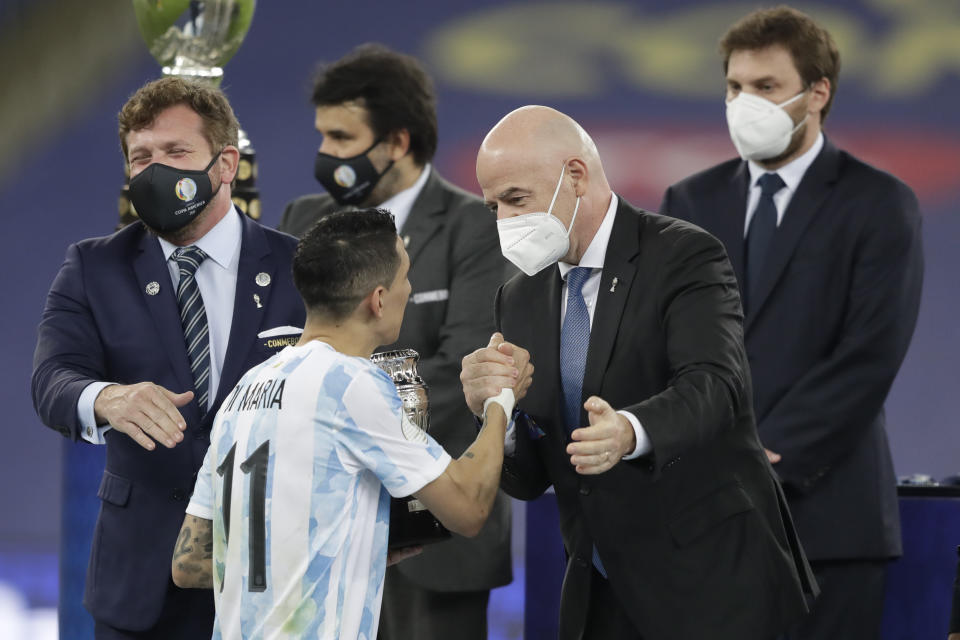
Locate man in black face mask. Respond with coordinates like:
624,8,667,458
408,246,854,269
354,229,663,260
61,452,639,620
31,77,305,639
278,44,512,640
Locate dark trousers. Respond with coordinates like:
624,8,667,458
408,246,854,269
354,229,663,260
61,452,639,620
781,558,888,640
93,582,214,640
378,564,491,640
583,567,644,640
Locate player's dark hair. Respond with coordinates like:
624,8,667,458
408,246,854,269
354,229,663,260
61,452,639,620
293,208,400,320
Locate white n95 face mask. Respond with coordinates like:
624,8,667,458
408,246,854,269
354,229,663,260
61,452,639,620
725,91,808,161
497,164,581,277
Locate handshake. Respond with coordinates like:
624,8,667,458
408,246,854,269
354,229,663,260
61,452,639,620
460,333,636,475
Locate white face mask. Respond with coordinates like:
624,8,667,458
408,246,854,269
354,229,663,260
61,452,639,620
725,91,808,161
496,164,581,277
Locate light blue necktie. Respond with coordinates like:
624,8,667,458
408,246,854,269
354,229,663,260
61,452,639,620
559,266,607,578
173,246,211,410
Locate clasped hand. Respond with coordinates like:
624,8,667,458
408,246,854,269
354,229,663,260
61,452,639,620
460,333,534,416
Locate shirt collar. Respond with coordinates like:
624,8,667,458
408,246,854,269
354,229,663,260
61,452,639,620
747,131,824,194
158,205,243,271
378,163,432,231
558,192,618,280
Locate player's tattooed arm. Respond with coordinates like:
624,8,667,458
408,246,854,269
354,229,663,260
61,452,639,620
171,514,214,588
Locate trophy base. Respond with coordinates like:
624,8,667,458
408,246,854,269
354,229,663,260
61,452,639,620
388,496,451,549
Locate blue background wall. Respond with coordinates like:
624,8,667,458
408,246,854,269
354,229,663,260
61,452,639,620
0,0,957,624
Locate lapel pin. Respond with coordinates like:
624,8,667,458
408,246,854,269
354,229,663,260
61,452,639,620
253,293,263,309
145,281,160,296
609,277,619,293
403,235,411,248
255,272,271,287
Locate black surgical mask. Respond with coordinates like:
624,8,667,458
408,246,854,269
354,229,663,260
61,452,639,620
313,138,393,206
128,152,221,233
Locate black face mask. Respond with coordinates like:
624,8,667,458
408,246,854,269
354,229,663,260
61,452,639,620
128,152,221,233
313,138,393,206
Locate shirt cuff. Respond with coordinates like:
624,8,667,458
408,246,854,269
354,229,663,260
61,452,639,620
618,410,651,460
77,381,115,444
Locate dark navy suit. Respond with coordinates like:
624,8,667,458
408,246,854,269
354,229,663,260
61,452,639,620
661,138,924,637
32,213,305,637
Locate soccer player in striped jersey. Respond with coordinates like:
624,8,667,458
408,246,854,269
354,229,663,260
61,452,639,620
171,208,530,639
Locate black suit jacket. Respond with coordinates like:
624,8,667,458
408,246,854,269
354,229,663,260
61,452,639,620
498,198,814,640
660,138,923,560
31,213,306,633
278,169,512,592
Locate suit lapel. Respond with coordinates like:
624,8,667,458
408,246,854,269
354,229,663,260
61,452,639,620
132,227,194,395
745,140,841,332
582,200,639,410
715,163,750,290
523,267,565,437
399,170,446,266
215,215,272,412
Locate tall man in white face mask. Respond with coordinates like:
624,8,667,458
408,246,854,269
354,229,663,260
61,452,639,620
460,104,817,640
660,7,924,639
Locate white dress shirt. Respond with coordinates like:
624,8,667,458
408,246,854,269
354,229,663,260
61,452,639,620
77,207,243,443
744,132,824,235
504,193,652,460
378,163,431,235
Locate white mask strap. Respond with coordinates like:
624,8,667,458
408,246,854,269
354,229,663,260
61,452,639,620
546,163,567,215
778,90,807,109
566,196,581,237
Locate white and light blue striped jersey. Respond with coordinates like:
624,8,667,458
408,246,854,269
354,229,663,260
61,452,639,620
187,339,451,639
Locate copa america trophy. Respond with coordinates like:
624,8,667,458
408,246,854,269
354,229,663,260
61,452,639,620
120,0,261,227
371,349,453,549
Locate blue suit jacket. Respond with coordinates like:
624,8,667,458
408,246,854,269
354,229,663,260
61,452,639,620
32,214,305,632
661,139,924,561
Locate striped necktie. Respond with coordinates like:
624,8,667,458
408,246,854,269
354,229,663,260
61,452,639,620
173,246,211,410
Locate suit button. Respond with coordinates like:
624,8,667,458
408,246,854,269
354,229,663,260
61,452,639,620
194,430,208,441
171,488,186,501
579,485,591,496
576,556,589,568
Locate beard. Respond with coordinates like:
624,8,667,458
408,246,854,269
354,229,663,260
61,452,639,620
759,94,811,167
759,120,808,167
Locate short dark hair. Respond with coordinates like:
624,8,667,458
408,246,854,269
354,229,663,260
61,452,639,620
293,208,400,320
311,43,438,165
720,6,841,120
118,77,239,159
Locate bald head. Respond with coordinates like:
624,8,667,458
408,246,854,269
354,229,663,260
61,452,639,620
477,106,612,266
479,106,604,180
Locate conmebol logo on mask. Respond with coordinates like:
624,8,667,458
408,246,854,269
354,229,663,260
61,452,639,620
175,178,198,201
333,165,357,188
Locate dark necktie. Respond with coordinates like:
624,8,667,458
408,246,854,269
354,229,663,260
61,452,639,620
173,246,211,410
558,266,607,577
745,172,785,310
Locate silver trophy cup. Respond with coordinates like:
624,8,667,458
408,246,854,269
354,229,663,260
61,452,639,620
371,349,452,548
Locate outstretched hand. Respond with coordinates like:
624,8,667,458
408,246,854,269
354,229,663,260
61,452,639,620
566,396,636,475
94,382,193,450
